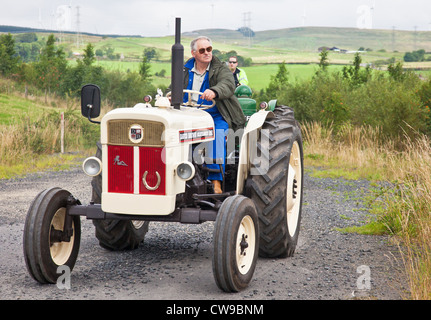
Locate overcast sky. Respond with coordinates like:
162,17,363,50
1,0,431,36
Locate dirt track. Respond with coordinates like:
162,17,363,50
0,164,406,300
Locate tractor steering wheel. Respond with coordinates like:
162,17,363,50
167,90,216,110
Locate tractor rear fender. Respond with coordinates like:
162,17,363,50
236,110,275,195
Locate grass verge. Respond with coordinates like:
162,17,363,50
303,121,431,299
0,91,100,179
0,152,90,180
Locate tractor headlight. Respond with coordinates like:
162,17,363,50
259,101,268,110
83,157,102,177
176,161,195,181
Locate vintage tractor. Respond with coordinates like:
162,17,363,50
23,18,303,293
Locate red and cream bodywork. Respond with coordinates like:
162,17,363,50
99,104,214,216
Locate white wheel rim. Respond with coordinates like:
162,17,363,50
286,141,302,237
49,208,74,266
236,215,256,275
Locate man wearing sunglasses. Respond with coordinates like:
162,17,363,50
228,56,249,87
181,36,246,194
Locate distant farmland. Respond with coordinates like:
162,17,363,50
10,25,431,92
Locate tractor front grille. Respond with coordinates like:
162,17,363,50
107,120,165,147
107,145,166,195
107,145,134,194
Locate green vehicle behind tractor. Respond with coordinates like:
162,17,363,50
234,84,276,120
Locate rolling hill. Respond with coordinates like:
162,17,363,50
3,24,431,53
185,26,431,53
3,24,431,70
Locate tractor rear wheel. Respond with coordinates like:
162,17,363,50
249,106,303,258
91,142,149,251
23,187,81,283
212,195,259,292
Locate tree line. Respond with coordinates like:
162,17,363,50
403,49,431,63
0,33,155,107
0,32,252,108
254,50,431,140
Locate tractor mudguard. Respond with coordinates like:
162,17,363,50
236,109,274,195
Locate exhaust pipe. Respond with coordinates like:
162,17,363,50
171,17,184,110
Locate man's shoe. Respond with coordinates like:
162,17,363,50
212,180,222,194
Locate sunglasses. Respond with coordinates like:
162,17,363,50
197,46,213,54
228,61,237,64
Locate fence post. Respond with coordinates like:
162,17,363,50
61,112,65,154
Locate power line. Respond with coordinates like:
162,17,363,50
242,11,252,47
75,6,82,49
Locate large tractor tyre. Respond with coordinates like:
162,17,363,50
248,105,304,258
91,142,149,251
212,195,259,292
23,187,81,284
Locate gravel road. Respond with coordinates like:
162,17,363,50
0,163,406,300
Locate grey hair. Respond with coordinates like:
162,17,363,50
190,36,212,52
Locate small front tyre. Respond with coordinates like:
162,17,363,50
212,195,259,292
23,187,81,284
91,141,149,251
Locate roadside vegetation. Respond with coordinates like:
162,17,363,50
1,30,431,299
0,85,99,178
303,120,431,300
293,54,431,299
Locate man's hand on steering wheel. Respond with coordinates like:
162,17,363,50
166,89,216,109
201,89,217,101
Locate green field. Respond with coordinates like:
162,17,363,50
242,64,346,91
17,26,431,95
0,93,56,125
62,26,431,62
93,60,346,92
40,26,427,94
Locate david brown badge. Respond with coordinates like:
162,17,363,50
129,124,144,143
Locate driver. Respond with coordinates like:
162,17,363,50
183,36,246,193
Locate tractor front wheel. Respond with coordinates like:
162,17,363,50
23,187,81,284
212,195,259,292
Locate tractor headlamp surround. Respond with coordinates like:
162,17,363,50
82,157,102,177
176,161,195,181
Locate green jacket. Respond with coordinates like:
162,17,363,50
182,56,246,131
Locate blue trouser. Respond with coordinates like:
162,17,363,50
183,58,228,181
205,112,228,181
